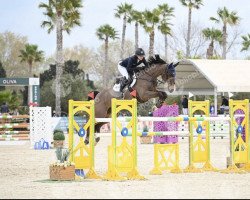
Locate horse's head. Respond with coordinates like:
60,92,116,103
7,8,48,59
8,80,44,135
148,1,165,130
147,55,178,93
162,62,179,93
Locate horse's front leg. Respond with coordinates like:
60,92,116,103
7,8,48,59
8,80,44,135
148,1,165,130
156,91,168,108
158,91,167,100
143,90,167,108
143,90,160,99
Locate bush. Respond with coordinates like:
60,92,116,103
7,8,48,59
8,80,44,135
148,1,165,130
18,106,29,115
53,131,65,141
53,129,64,134
0,90,22,111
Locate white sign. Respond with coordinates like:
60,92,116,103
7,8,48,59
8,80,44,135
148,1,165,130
228,92,234,98
189,92,194,98
29,78,40,85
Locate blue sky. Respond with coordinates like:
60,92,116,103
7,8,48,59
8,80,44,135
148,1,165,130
1,0,250,58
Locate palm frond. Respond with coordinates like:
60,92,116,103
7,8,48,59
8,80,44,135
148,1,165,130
210,17,219,23
39,0,82,34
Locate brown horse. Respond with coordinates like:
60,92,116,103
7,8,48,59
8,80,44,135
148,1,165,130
85,55,179,144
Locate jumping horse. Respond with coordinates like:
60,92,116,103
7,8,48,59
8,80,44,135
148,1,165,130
85,55,179,144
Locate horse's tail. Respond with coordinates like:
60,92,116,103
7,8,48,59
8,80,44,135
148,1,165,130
87,90,100,101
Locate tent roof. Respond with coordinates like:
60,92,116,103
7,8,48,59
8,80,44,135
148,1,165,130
172,59,250,95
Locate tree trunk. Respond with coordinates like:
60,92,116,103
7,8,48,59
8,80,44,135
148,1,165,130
27,62,32,106
29,62,32,77
222,23,227,59
206,40,214,59
121,16,126,59
104,37,109,87
135,22,139,51
55,15,63,117
149,30,155,57
186,7,192,58
164,34,168,63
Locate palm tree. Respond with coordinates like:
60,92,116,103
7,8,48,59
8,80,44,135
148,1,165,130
19,44,44,76
158,23,172,62
130,10,143,51
202,28,223,59
114,3,133,59
210,7,240,59
157,4,175,62
179,0,203,58
141,8,161,57
241,34,250,52
96,24,118,87
39,0,83,117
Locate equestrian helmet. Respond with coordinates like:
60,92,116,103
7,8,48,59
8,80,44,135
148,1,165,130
135,48,145,56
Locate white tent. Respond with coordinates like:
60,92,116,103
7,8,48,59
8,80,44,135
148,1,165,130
172,59,250,114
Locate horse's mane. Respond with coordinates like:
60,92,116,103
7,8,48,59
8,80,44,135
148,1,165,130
147,54,167,66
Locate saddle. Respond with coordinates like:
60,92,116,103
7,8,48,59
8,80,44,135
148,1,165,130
112,75,136,93
123,75,137,89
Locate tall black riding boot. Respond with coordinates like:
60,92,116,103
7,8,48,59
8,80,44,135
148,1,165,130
120,77,129,92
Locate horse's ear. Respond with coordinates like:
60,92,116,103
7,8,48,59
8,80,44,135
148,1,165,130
173,62,179,68
168,63,173,68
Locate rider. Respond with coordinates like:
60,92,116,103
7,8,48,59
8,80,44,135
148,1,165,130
118,48,149,92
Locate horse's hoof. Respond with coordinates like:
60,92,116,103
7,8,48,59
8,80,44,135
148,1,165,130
156,103,163,108
84,138,89,145
95,137,100,144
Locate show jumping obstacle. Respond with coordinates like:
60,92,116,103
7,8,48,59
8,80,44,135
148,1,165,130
68,100,101,179
68,98,250,180
0,114,30,141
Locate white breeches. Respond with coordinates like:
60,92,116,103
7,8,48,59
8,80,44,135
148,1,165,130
182,108,188,115
118,62,129,79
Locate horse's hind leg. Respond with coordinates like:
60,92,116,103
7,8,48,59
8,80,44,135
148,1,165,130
94,122,108,144
84,122,105,145
84,130,90,145
94,123,104,144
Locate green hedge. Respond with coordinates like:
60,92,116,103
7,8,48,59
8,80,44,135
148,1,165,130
53,130,65,141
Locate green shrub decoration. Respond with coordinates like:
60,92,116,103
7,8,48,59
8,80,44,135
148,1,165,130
53,129,64,134
53,131,65,141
